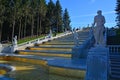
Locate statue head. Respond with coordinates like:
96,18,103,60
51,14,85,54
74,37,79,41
97,10,102,15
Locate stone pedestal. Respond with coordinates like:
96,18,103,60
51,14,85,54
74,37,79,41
72,46,84,60
86,46,109,80
11,45,18,53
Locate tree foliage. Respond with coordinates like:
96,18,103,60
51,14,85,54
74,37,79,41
63,8,71,31
0,0,71,42
115,0,120,27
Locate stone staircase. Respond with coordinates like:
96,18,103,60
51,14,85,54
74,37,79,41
110,53,120,80
16,30,89,58
0,30,91,80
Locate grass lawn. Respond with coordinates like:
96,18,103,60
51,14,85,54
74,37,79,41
18,32,63,44
18,35,45,44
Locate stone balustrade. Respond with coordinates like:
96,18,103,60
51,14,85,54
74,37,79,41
107,45,120,53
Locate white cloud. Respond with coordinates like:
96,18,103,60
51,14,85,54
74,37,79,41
71,13,95,18
103,11,115,15
91,0,96,3
71,11,115,18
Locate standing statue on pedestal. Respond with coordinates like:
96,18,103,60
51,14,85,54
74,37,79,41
0,43,2,52
12,36,17,46
11,36,18,52
49,29,52,38
92,10,106,46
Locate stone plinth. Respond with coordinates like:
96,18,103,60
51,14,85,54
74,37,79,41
72,46,84,59
11,45,17,53
85,46,109,80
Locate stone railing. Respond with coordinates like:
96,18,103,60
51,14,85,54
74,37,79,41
17,31,72,50
0,30,80,53
107,45,120,54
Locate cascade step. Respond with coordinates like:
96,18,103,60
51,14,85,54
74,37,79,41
29,46,73,48
54,39,86,42
109,53,120,80
17,50,72,54
26,46,72,51
111,64,120,67
111,67,120,71
110,59,120,62
42,42,78,45
110,55,120,57
111,70,120,75
37,45,74,47
51,35,88,40
17,50,72,57
50,39,86,42
55,36,88,40
110,74,120,80
111,61,120,64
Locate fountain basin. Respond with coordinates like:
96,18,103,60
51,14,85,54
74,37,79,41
0,64,15,75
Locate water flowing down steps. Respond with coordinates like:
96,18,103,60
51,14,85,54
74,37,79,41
16,30,89,58
0,30,90,80
110,53,120,80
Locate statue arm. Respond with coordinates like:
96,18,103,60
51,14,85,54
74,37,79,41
92,16,96,27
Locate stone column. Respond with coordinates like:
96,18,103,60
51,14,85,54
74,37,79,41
86,46,109,80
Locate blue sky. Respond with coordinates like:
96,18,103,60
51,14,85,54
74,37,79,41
46,0,116,28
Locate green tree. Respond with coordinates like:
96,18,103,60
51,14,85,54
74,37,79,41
63,8,71,31
0,0,71,42
15,0,24,39
54,0,63,32
0,0,5,41
9,0,16,40
37,0,47,35
29,0,36,36
20,0,30,38
115,0,120,28
46,0,56,31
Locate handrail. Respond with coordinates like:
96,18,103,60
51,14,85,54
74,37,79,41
17,31,73,49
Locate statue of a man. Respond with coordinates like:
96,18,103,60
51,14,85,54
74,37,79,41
92,10,106,46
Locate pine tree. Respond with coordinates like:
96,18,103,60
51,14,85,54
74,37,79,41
0,0,71,42
0,0,5,41
9,0,16,40
37,0,47,35
54,0,63,32
63,8,71,31
46,0,56,31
